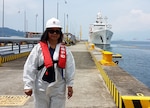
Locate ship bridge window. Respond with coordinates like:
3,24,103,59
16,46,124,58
94,25,105,26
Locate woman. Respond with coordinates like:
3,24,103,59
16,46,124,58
23,17,75,108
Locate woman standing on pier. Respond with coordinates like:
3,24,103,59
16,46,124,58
23,17,75,108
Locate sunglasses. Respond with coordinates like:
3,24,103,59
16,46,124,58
48,30,61,34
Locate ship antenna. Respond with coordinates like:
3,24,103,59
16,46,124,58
104,16,108,29
96,12,103,23
104,16,108,24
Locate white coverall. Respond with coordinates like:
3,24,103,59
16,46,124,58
23,43,75,108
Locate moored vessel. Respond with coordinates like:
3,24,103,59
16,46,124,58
89,12,113,44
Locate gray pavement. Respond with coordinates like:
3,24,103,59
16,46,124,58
0,41,116,108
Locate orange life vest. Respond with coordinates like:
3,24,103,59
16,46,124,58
39,41,66,69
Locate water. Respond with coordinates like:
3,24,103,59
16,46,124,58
96,41,150,88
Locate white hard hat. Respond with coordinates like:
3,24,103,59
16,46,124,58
46,17,62,29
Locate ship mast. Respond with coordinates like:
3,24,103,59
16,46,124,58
96,12,103,23
104,16,108,29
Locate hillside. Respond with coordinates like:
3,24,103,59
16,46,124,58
0,27,25,37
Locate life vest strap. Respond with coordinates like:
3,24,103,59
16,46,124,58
37,64,44,70
37,60,58,71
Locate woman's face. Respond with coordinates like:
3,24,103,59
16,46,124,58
47,28,61,42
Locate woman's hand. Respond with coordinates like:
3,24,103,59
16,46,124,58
24,89,32,96
67,86,73,99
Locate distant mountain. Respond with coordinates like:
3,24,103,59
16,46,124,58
0,27,25,37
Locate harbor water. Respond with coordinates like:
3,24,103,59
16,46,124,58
96,41,150,88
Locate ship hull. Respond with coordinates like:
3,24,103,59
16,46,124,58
90,30,113,44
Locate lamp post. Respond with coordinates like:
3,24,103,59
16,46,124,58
35,14,38,32
18,10,26,33
56,0,67,33
63,0,67,33
43,0,45,32
24,11,26,33
66,14,68,34
64,13,66,33
66,14,69,45
2,0,4,36
57,0,67,19
57,2,59,19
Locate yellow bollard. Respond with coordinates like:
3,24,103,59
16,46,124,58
89,44,95,50
0,56,2,66
91,44,95,49
100,51,116,66
103,51,113,62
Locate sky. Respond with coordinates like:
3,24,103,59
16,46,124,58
0,0,150,41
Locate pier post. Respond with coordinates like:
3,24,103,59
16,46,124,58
90,44,95,50
100,51,116,66
0,56,2,66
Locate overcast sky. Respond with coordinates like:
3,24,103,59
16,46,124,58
0,0,150,41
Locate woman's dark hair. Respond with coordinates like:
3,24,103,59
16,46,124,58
40,28,63,43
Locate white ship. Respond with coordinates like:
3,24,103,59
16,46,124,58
89,12,113,44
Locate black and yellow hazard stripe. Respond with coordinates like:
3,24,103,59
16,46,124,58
92,53,122,108
0,52,29,65
122,96,150,108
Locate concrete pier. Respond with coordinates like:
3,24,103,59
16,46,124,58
66,42,116,108
0,42,116,108
88,43,150,108
1,41,150,108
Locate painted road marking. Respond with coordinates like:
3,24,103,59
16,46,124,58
0,95,30,106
